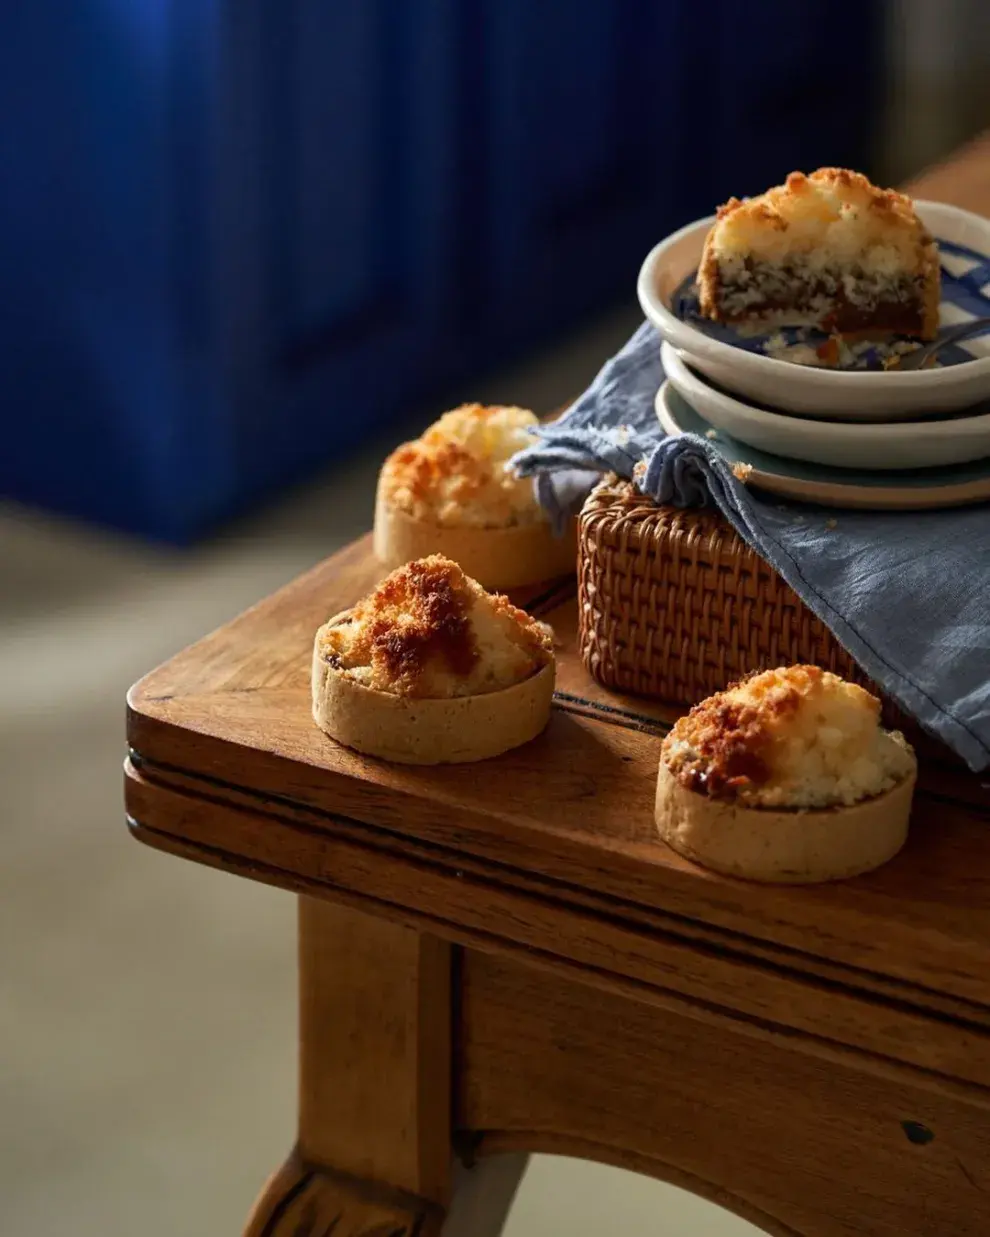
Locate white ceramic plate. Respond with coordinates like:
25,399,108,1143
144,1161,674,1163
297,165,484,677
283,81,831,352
638,200,990,420
656,381,990,510
661,340,990,470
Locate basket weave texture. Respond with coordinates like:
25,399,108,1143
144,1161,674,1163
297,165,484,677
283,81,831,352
577,476,911,729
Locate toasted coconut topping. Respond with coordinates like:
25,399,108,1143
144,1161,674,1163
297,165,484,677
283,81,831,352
706,169,933,266
697,168,939,340
661,665,915,808
318,555,553,698
379,404,544,528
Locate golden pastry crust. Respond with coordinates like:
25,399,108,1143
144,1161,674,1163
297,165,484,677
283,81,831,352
315,555,553,699
661,665,916,809
654,761,916,884
311,556,556,764
372,487,576,593
698,169,939,340
373,405,576,591
312,651,555,765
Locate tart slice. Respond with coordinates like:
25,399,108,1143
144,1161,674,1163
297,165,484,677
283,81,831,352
698,168,939,340
374,403,575,590
655,666,917,883
312,555,555,764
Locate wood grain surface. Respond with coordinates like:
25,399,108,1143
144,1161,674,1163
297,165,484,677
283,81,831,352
127,535,990,1016
297,899,451,1204
124,133,990,1237
243,1154,443,1237
126,757,990,1102
460,952,990,1237
243,900,451,1234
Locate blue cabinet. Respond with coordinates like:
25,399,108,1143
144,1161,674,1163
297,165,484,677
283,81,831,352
1,1,880,541
216,3,464,505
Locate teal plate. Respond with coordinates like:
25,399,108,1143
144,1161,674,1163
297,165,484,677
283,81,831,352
657,383,990,510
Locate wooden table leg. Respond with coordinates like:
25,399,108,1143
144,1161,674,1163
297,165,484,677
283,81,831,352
244,897,451,1236
441,1154,530,1237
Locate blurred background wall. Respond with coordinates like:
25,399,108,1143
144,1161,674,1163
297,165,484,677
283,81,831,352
0,0,898,542
2,6,989,1236
880,0,990,183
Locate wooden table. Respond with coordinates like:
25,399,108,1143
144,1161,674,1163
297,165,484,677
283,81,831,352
126,142,990,1236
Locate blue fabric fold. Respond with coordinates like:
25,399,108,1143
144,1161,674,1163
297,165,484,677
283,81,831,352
514,322,990,771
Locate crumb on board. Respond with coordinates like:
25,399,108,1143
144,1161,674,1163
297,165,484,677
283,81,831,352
825,517,838,530
705,428,718,440
732,461,753,482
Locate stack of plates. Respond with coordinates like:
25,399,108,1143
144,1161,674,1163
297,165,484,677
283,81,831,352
636,201,990,509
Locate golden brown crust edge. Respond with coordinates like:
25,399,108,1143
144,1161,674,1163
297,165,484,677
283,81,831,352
373,484,576,592
919,238,941,340
312,613,556,765
654,761,917,884
697,223,721,321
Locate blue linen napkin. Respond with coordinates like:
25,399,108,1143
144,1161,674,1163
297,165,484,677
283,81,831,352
513,322,990,772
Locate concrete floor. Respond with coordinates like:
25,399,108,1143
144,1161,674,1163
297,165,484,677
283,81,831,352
0,307,758,1236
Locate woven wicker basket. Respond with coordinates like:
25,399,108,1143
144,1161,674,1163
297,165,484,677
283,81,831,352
578,476,915,733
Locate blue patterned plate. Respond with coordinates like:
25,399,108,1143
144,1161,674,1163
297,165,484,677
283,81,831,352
637,201,990,419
